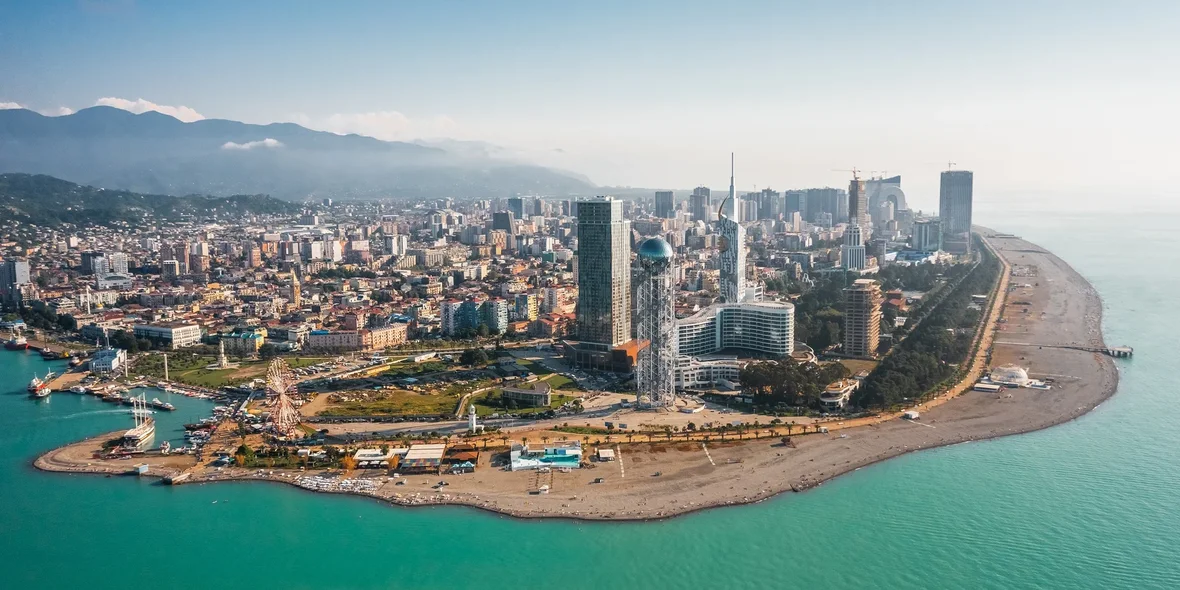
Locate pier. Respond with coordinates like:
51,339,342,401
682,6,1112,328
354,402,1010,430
994,341,1133,358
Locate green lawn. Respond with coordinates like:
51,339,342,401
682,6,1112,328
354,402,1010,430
324,391,458,416
514,358,553,375
544,375,577,390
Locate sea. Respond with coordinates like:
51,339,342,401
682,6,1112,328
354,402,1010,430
2,205,1178,589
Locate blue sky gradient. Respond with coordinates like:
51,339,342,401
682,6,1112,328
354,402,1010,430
2,0,1177,207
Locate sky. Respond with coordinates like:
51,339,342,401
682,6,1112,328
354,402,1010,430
2,0,1178,210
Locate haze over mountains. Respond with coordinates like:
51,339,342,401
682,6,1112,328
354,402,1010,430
0,106,597,200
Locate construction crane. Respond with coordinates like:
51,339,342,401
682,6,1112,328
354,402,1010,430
947,161,957,169
831,167,861,180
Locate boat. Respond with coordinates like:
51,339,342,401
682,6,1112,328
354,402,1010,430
68,357,82,368
102,392,124,403
69,385,88,394
150,398,176,411
40,348,69,360
122,395,156,448
28,370,53,397
5,335,28,350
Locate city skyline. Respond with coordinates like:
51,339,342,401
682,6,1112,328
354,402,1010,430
2,2,1177,204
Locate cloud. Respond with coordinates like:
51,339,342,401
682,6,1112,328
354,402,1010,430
221,138,284,150
95,97,205,122
0,102,25,110
292,110,459,141
48,107,74,116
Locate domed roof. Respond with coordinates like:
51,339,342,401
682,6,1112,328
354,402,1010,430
637,237,674,261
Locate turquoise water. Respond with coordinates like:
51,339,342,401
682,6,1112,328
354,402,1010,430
3,208,1179,589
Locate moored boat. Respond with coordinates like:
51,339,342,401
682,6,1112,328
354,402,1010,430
28,370,53,397
5,335,28,350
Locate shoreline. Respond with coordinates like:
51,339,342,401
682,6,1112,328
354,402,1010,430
32,232,1123,521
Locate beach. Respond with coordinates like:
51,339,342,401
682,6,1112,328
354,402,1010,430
34,232,1121,521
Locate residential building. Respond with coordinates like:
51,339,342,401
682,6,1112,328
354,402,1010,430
843,279,882,358
574,197,631,349
655,190,675,218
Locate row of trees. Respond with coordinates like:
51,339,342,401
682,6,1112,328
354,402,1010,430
855,240,1000,408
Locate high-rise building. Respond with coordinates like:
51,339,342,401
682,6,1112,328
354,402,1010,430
492,211,515,232
785,190,806,218
0,259,31,304
939,170,974,254
717,154,747,303
514,292,539,321
841,223,866,270
507,197,529,221
655,191,675,219
690,186,711,222
106,252,129,275
843,279,882,358
384,234,409,257
161,260,181,279
575,197,631,349
913,219,942,252
480,299,509,334
848,177,868,227
81,251,106,275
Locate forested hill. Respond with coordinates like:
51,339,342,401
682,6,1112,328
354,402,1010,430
0,173,299,228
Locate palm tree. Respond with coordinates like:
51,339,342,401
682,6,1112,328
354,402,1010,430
583,435,590,447
541,435,550,446
626,433,634,444
500,435,509,448
785,423,794,436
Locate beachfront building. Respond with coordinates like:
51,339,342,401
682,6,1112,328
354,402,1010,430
133,322,202,349
675,355,744,390
397,444,446,474
677,301,795,358
509,441,583,471
820,379,860,411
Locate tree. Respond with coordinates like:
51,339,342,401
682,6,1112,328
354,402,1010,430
460,348,489,367
258,343,280,360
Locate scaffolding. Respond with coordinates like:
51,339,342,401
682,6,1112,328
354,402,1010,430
266,358,301,436
635,238,678,409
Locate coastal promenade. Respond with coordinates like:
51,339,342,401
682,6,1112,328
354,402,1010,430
33,232,1123,520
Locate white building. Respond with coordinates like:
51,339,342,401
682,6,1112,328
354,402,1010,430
440,300,463,335
132,323,202,349
90,348,127,375
677,301,795,358
675,355,744,389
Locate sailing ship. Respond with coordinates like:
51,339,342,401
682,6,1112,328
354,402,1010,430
122,394,156,448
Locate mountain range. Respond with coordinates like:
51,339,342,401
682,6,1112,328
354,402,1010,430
0,106,597,200
0,173,299,228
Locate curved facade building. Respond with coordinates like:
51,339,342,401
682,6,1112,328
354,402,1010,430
677,301,795,358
